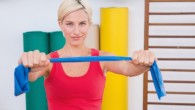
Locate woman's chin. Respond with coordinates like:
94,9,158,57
70,41,84,47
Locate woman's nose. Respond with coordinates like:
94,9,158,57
73,25,80,35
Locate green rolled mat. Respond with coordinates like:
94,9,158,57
49,31,66,52
23,31,49,110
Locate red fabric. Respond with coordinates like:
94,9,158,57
44,49,105,110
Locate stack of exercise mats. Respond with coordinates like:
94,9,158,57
23,31,65,110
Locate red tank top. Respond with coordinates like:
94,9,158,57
44,49,106,110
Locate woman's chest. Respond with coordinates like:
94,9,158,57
61,62,90,77
48,64,106,100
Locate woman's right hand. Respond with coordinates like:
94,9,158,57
18,50,50,81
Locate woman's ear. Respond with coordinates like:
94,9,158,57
89,20,92,26
58,20,63,29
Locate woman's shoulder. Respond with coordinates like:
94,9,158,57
47,50,60,58
99,50,115,56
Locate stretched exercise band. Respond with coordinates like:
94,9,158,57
50,56,132,62
14,56,166,99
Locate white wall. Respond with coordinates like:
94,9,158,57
0,0,145,110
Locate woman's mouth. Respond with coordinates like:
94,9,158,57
71,36,81,40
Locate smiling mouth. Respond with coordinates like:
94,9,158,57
72,36,81,40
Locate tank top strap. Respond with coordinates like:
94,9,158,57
91,48,99,56
46,51,60,80
49,51,59,58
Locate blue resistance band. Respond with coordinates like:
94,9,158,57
14,56,166,99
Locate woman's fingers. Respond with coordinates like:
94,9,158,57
132,49,156,66
149,51,155,66
132,50,139,65
22,52,28,67
39,52,49,66
144,50,150,66
28,51,33,67
20,50,48,68
138,50,145,65
33,50,40,65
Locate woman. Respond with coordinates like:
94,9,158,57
19,0,155,109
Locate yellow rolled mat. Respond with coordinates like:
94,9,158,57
100,7,128,110
85,24,99,49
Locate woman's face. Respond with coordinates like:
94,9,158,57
59,9,90,46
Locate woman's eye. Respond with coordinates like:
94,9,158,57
66,23,73,26
80,22,86,26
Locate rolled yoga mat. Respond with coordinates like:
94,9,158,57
49,31,66,52
85,24,99,49
23,31,49,110
100,7,129,110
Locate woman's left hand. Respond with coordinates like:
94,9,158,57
132,49,156,67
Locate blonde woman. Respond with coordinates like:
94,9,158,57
19,0,155,109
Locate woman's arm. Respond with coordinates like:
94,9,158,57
18,50,50,82
101,49,155,77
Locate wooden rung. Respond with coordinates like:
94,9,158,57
149,23,195,26
149,35,195,38
164,80,195,83
158,58,195,61
150,0,195,2
150,12,195,15
160,69,195,72
148,80,195,83
148,102,195,106
148,91,195,95
149,46,195,49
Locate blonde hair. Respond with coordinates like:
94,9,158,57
58,0,92,23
